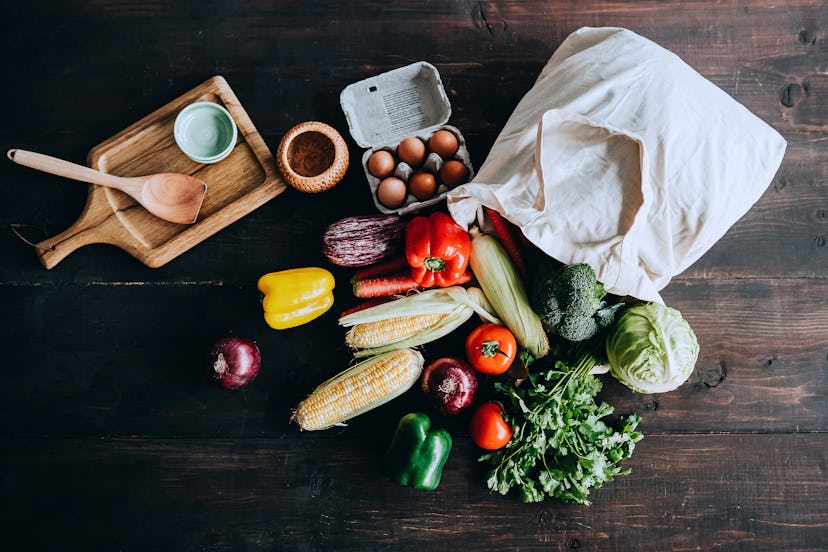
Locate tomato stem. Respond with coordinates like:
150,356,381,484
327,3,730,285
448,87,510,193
481,340,510,358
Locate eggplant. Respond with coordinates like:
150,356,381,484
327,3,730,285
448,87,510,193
322,214,407,267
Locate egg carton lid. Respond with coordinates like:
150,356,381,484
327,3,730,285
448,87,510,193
340,61,452,149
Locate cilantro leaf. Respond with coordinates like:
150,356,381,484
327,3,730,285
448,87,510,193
478,352,643,505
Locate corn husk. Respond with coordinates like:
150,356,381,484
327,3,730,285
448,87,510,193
339,286,500,357
469,228,549,358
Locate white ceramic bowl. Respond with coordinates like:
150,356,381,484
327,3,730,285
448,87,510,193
174,101,238,164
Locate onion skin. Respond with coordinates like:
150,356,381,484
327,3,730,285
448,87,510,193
207,336,262,390
421,357,478,416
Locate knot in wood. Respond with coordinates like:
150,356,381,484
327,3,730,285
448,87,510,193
642,396,660,412
779,83,802,108
799,29,817,45
701,362,727,388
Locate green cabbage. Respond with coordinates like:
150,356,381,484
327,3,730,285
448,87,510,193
606,303,699,393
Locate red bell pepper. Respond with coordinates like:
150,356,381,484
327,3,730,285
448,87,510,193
405,212,471,287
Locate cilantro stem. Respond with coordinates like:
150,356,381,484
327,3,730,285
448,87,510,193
480,341,640,504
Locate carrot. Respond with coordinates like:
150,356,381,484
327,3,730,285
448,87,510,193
352,273,421,298
339,297,393,318
352,269,475,298
352,255,410,281
485,207,528,282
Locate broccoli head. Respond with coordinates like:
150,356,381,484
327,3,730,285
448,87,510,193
531,261,623,342
553,263,605,316
529,254,561,327
557,312,600,342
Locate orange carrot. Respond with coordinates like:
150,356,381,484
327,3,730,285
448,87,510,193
352,269,474,298
352,273,421,298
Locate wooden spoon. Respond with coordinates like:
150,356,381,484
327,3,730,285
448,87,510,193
8,148,207,224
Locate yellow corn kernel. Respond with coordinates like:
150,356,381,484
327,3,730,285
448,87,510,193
344,314,447,349
292,349,424,431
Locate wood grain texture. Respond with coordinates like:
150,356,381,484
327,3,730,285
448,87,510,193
0,1,826,550
1,0,825,282
2,277,825,439
1,435,826,552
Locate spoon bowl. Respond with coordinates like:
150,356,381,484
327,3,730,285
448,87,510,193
7,148,207,224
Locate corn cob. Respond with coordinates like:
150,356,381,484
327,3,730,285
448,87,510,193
345,314,448,349
339,286,500,357
292,349,424,431
469,228,549,359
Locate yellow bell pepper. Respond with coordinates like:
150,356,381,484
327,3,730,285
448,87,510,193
257,267,335,330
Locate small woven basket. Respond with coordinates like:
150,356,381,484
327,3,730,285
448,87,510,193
277,121,349,193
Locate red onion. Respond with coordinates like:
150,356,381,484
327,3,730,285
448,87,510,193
421,357,478,416
207,336,262,390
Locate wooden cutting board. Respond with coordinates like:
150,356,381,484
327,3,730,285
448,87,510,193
36,75,287,269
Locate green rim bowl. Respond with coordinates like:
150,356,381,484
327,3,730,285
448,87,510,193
174,101,238,164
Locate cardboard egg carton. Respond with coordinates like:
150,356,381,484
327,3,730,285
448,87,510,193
340,61,475,214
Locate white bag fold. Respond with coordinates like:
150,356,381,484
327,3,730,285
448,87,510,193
448,27,787,301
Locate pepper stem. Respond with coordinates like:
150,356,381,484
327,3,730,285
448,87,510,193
424,257,446,272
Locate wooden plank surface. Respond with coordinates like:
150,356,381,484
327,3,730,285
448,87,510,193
1,277,826,438
1,1,826,551
2,435,826,551
1,0,826,283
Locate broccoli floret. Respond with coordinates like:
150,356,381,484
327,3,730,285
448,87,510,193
557,313,599,342
553,264,605,316
534,291,563,329
531,262,624,342
529,256,564,328
595,302,625,328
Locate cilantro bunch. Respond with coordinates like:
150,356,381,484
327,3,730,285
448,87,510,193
478,348,643,505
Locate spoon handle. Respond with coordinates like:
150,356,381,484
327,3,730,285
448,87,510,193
7,149,140,194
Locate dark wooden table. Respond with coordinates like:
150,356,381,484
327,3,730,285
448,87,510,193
2,2,826,550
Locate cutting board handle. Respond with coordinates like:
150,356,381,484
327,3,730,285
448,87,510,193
35,186,124,269
37,221,103,269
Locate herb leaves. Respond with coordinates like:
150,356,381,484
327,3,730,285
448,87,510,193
479,358,643,505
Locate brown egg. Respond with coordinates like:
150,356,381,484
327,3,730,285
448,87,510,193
376,177,408,209
438,160,470,189
408,171,437,201
428,129,459,159
397,137,426,167
367,150,396,178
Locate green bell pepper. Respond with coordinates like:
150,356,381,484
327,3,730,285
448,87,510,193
385,412,452,491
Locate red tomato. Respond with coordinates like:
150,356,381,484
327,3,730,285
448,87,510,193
469,402,512,450
465,323,517,375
